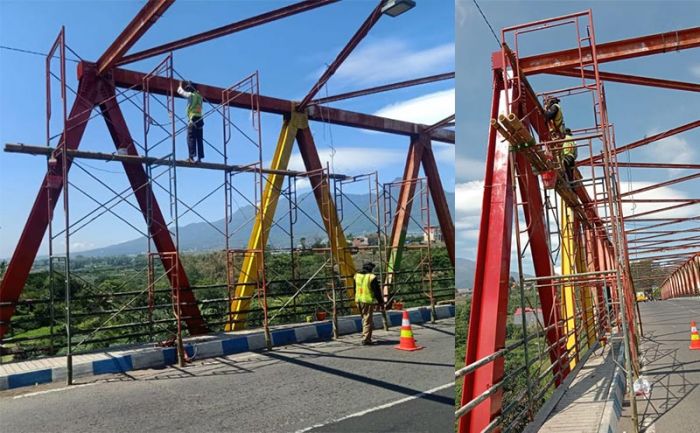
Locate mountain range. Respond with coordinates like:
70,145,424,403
77,190,455,257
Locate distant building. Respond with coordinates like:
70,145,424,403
352,236,369,248
423,226,443,244
513,307,543,327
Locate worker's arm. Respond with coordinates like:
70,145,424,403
544,104,558,121
177,83,192,98
371,278,384,306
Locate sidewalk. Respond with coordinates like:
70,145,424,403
526,339,626,433
0,304,454,391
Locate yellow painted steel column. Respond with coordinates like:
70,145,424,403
316,170,357,308
560,198,578,370
225,110,306,331
575,217,596,349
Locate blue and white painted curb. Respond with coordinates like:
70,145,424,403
0,304,454,391
597,347,627,433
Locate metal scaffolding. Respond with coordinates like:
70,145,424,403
0,0,455,385
457,11,699,433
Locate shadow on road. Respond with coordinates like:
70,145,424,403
262,351,454,406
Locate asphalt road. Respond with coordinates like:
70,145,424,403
0,317,454,433
619,298,700,433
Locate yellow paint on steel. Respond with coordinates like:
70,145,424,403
225,110,307,331
576,220,596,349
314,170,357,312
560,198,578,370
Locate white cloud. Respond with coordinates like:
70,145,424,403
374,89,455,125
287,147,406,174
456,155,485,181
644,133,696,166
456,0,471,27
455,181,484,249
594,182,697,219
295,178,311,191
329,39,454,87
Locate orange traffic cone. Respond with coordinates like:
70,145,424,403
690,321,700,350
395,310,423,351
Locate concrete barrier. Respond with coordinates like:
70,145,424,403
0,304,454,391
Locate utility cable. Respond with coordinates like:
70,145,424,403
472,0,501,47
0,44,80,63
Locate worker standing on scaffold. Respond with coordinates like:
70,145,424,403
354,262,384,345
561,128,578,185
544,96,566,139
177,80,204,163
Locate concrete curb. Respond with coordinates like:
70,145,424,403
1,304,454,391
597,346,627,433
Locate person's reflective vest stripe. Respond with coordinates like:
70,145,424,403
187,92,203,120
562,134,577,159
354,273,376,304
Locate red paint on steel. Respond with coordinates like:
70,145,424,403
518,26,700,75
297,0,384,110
117,0,338,66
309,72,454,106
421,140,455,266
96,0,174,75
583,120,700,165
460,72,512,433
549,68,700,92
109,64,454,143
514,151,569,383
0,71,98,339
98,84,208,335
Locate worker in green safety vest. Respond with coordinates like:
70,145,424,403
561,128,578,185
354,262,384,345
177,80,204,163
544,96,566,139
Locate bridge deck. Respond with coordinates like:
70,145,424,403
620,297,700,433
538,340,622,433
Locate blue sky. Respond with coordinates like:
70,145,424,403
456,0,700,270
0,0,455,258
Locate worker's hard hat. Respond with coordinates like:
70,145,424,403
565,128,572,134
362,262,376,272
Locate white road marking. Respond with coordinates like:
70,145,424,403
12,382,98,399
293,382,454,433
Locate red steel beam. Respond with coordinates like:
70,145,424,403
629,243,700,255
117,0,338,66
98,84,207,334
585,119,700,164
588,162,700,169
624,201,700,220
383,135,426,300
626,217,700,234
421,140,455,266
519,26,700,75
621,199,700,203
549,68,700,92
620,172,700,198
514,151,568,384
0,71,99,339
297,0,385,110
109,64,454,142
96,0,174,75
309,72,454,106
460,72,512,433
